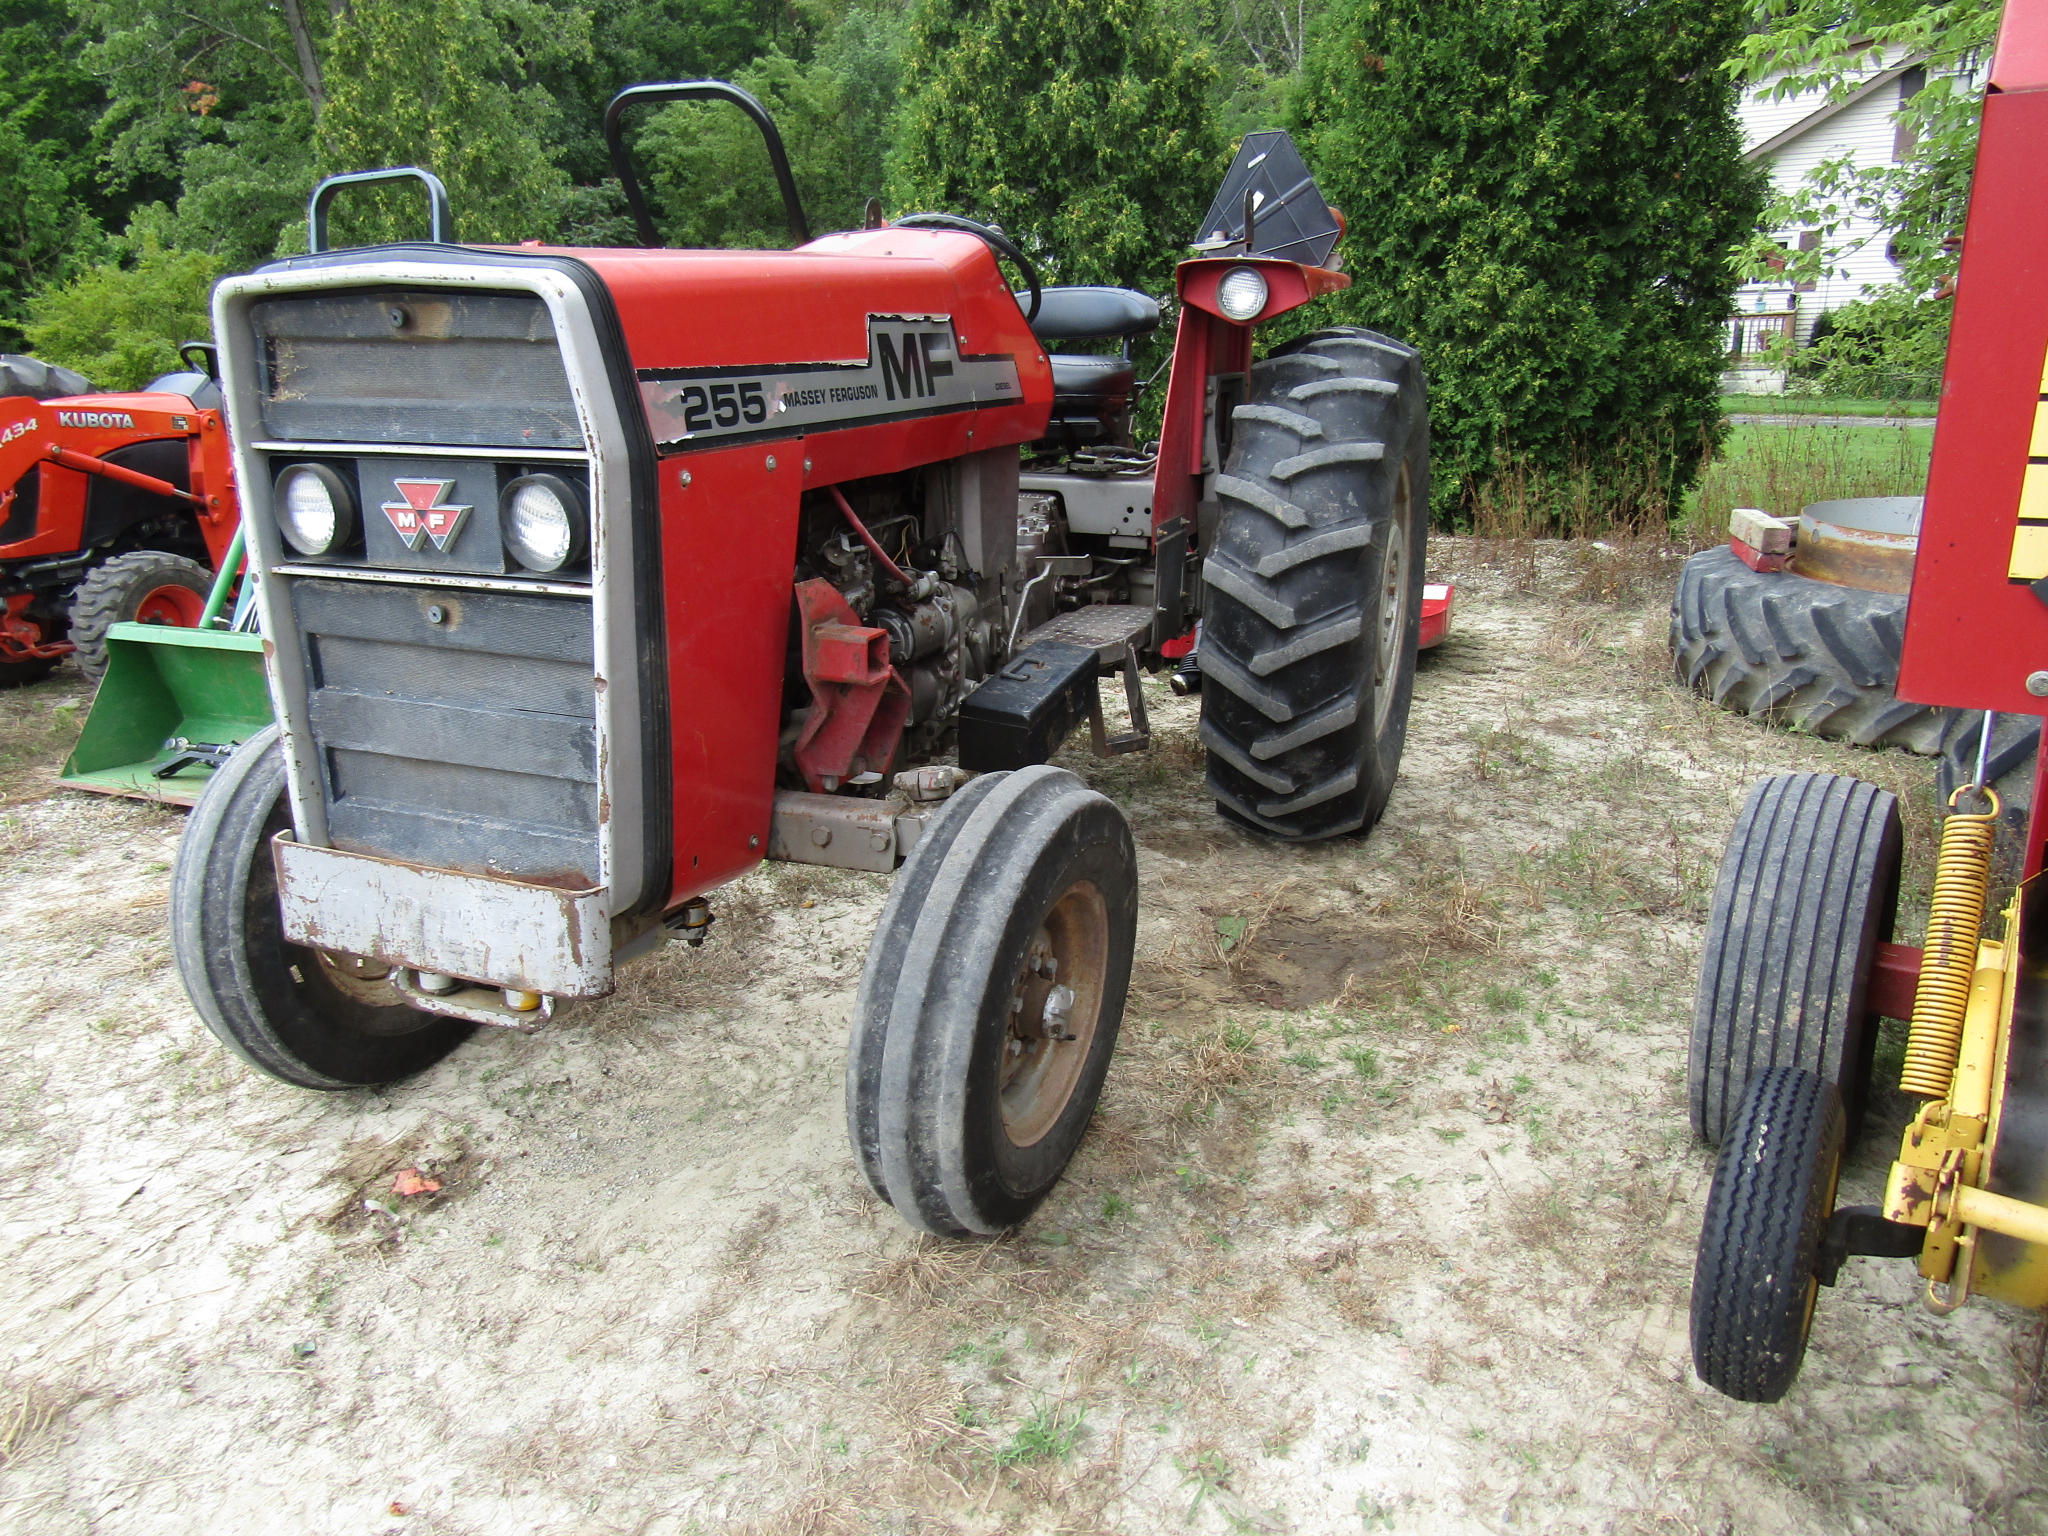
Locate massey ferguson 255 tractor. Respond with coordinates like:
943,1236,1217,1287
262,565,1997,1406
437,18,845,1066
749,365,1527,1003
1686,8,2048,1401
172,85,1430,1236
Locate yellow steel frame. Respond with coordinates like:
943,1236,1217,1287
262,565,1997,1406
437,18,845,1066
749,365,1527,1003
1884,896,2048,1311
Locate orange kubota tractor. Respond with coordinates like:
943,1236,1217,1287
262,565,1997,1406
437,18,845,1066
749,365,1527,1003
1686,7,2048,1402
0,348,240,685
169,88,1441,1235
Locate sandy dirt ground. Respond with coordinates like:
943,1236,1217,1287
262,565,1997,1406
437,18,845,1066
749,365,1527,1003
0,538,2042,1535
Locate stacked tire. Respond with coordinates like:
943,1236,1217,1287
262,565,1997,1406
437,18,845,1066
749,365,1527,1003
1672,546,2034,879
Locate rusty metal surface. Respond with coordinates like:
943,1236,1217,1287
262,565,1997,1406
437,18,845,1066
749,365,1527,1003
1022,603,1154,663
1868,940,1923,1022
271,831,611,998
791,576,912,794
389,969,557,1031
767,790,907,873
765,794,946,876
1793,497,1924,596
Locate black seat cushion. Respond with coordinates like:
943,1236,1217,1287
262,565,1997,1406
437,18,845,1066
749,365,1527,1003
1041,353,1136,448
1049,354,1136,399
1022,286,1161,343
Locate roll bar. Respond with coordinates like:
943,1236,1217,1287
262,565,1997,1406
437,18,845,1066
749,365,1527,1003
307,167,455,254
602,81,811,249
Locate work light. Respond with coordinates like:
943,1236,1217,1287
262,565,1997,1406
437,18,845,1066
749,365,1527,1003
501,474,587,572
1216,266,1270,322
274,463,356,556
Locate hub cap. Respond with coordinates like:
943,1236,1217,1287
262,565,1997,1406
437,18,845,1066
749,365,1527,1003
1371,467,1411,738
999,880,1109,1147
135,583,207,628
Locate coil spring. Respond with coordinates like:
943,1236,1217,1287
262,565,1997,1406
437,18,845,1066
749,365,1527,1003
1900,785,2000,1098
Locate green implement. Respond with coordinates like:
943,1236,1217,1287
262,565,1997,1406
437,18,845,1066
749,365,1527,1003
59,528,274,806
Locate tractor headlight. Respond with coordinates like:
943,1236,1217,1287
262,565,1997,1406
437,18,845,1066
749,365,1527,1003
501,474,587,572
274,463,356,556
1216,266,1270,322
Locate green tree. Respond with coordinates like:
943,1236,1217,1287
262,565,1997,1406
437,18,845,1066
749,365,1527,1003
0,5,110,346
21,242,226,390
315,0,589,247
639,7,910,248
1291,0,1765,526
889,0,1224,296
539,0,817,188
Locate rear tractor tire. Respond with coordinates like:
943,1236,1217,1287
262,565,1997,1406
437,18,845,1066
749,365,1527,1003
70,550,214,682
1691,1066,1846,1402
0,354,94,401
847,765,1138,1235
1198,327,1429,841
170,725,475,1089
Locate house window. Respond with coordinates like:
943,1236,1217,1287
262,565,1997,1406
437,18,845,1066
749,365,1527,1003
1895,65,1927,160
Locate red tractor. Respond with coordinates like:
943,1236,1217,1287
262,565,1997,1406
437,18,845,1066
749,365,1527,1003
172,89,1432,1235
0,347,242,685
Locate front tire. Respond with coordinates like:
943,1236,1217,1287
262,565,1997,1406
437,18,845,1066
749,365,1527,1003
1198,327,1429,841
69,550,214,682
1691,1067,1845,1403
847,766,1137,1234
170,725,474,1089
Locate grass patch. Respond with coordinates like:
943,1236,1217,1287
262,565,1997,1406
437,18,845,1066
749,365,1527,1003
994,1400,1084,1467
1688,423,1931,538
1719,394,1937,418
0,670,90,805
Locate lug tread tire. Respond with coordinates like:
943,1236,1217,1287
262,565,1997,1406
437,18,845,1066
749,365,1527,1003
1671,548,1944,752
1691,1066,1845,1403
1689,773,1900,1145
69,549,213,682
0,353,94,400
170,725,473,1089
1199,326,1428,841
847,765,1137,1235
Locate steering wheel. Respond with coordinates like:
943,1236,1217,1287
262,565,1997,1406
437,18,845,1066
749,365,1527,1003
889,213,1042,324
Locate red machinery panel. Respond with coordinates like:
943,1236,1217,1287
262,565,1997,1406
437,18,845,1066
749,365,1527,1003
659,441,805,905
1898,66,2048,710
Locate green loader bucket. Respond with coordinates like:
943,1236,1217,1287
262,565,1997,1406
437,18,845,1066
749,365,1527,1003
59,531,275,806
58,623,272,805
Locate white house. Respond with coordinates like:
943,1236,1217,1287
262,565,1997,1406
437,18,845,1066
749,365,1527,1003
1724,49,1971,392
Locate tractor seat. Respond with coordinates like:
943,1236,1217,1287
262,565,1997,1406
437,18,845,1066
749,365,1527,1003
1049,353,1136,399
1019,287,1158,452
1021,285,1161,344
141,370,222,410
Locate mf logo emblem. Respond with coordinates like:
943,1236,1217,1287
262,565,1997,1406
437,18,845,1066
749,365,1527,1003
382,479,471,552
875,329,956,401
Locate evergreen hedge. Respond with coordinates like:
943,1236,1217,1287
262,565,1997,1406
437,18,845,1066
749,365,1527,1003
890,0,1223,298
1290,0,1766,527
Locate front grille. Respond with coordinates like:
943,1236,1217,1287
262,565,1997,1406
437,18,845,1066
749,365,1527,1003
290,577,599,887
249,290,579,448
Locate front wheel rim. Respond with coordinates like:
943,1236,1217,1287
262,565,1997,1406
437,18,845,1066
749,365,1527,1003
998,880,1109,1147
134,583,207,628
1371,466,1411,738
